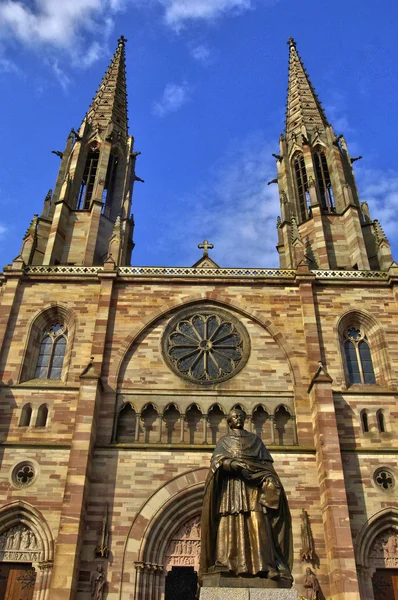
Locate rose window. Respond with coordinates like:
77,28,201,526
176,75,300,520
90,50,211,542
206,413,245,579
163,307,250,384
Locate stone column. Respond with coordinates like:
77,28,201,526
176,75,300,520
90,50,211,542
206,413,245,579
135,413,141,442
0,267,23,374
291,415,298,445
134,562,145,600
357,564,375,600
48,270,116,599
299,271,361,600
180,415,185,442
269,415,275,445
202,414,208,444
246,414,253,433
33,561,53,600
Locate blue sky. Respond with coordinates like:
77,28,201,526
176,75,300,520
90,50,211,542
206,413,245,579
0,0,397,268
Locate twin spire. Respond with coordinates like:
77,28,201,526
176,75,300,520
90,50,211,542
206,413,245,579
285,37,329,138
85,35,129,139
84,34,326,143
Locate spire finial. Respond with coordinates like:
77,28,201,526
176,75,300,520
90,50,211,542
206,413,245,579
285,37,329,136
84,36,129,138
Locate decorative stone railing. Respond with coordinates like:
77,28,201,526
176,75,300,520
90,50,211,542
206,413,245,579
22,265,389,280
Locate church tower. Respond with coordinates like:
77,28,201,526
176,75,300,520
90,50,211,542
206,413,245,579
19,36,140,268
275,38,393,271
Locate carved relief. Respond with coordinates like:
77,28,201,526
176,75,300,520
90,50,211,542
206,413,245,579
300,509,315,562
164,516,201,572
0,525,41,562
369,528,398,567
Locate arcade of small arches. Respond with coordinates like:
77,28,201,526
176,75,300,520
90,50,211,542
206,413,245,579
112,401,298,446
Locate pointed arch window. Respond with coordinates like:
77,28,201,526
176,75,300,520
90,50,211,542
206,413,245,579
293,153,310,221
34,323,68,380
344,327,376,385
77,144,100,210
102,152,119,217
313,149,335,212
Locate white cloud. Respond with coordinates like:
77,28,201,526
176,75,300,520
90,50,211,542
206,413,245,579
0,0,114,65
356,166,398,249
165,133,281,266
190,43,212,65
160,0,253,29
0,57,20,74
152,82,192,117
0,0,266,80
51,60,71,91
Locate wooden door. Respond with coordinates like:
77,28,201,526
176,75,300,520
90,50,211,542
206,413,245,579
0,564,36,600
373,569,398,600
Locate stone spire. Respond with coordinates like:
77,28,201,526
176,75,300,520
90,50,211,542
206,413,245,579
285,37,329,138
85,35,128,139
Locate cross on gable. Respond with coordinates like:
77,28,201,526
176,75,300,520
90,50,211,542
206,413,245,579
198,240,214,257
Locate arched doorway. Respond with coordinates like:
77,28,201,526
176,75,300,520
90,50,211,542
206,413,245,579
369,529,398,600
356,508,398,600
164,516,201,600
0,501,54,600
121,468,207,600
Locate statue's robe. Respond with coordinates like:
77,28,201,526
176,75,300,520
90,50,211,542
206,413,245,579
200,429,292,582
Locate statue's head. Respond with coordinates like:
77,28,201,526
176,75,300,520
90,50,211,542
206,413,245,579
226,408,245,430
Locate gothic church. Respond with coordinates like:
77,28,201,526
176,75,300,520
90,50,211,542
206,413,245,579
0,36,397,600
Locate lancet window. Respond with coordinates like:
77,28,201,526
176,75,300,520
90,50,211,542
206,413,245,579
34,323,68,380
360,409,369,433
19,404,32,427
293,153,310,221
36,404,48,427
77,145,100,210
344,327,376,385
377,409,386,433
313,149,334,212
102,152,119,217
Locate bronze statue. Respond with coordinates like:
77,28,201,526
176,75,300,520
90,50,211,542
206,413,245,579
303,567,320,599
91,565,106,600
200,408,293,585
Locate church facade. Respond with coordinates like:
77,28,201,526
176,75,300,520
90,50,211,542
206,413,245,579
0,36,397,600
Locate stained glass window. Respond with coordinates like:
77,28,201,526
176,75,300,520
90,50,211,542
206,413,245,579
34,323,68,380
344,328,376,385
163,308,249,384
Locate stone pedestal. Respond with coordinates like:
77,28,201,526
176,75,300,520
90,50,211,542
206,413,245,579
200,589,299,599
200,574,298,600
